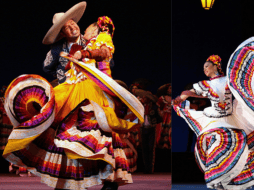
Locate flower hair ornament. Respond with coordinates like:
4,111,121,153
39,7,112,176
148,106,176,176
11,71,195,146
206,55,224,76
97,16,115,37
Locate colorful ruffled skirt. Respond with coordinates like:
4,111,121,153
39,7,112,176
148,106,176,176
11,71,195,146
2,61,144,190
120,133,138,173
174,100,254,189
173,37,254,190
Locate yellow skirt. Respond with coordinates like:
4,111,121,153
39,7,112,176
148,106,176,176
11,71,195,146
3,74,135,189
54,78,109,123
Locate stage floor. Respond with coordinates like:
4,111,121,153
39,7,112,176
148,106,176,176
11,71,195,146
172,184,254,190
172,184,209,190
0,172,171,190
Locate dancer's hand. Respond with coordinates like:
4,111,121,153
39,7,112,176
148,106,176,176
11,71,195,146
60,51,69,57
73,51,82,60
172,96,183,105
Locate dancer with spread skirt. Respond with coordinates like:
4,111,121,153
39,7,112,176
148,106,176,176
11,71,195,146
2,2,144,190
173,40,254,189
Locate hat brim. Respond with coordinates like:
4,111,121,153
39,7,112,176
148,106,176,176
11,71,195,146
42,1,87,45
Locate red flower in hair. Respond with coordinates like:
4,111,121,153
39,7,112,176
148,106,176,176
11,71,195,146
206,55,221,65
206,55,224,76
97,16,115,37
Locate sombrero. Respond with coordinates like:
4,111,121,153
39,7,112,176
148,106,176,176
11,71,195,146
42,1,87,45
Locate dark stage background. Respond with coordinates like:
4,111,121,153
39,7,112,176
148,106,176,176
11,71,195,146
0,0,171,173
0,0,171,93
172,0,254,184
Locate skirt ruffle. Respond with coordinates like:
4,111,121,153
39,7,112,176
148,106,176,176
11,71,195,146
120,134,138,173
3,74,133,189
173,100,254,189
227,38,254,152
195,126,249,189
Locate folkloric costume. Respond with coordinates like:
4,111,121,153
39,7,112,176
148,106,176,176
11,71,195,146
114,80,139,173
173,49,254,189
0,86,12,150
0,87,29,176
141,97,160,173
156,83,171,149
132,89,161,174
2,2,144,190
43,2,86,84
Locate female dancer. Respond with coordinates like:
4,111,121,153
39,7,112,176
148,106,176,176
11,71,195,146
173,48,254,190
156,83,171,149
2,16,144,190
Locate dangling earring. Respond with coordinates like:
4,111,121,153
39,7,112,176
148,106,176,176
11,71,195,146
214,71,219,76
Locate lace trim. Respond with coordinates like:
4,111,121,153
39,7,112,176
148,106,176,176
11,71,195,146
65,63,87,84
203,111,232,118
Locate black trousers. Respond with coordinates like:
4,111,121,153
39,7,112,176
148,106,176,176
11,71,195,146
141,127,156,173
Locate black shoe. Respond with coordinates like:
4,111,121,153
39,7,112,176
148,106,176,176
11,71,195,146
101,181,118,190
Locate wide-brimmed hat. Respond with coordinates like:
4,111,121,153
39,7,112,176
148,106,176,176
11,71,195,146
42,1,87,45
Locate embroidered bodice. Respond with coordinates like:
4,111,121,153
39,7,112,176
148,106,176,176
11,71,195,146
193,76,232,118
65,31,114,84
43,35,86,84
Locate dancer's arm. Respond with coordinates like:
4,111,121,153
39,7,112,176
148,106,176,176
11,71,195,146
173,89,206,105
181,89,205,99
72,45,111,61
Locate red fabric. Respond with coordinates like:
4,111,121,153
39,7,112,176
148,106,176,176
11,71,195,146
156,123,162,144
0,99,11,125
65,44,84,70
157,96,171,125
156,96,171,148
69,44,83,55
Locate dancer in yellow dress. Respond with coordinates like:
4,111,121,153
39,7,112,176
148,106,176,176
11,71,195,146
2,3,144,190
